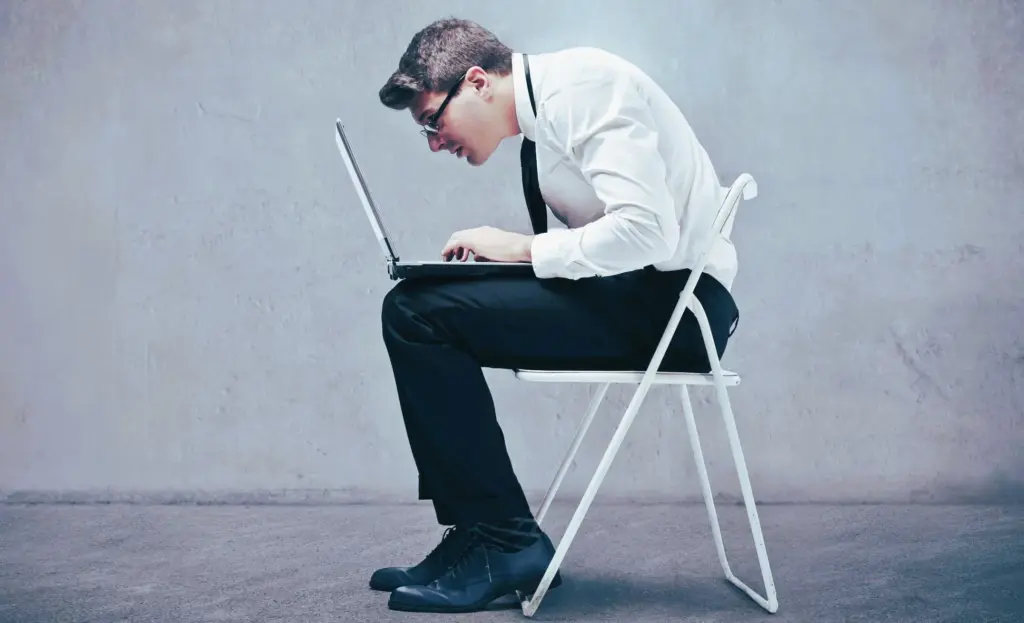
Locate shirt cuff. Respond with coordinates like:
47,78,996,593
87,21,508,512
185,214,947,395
530,228,583,279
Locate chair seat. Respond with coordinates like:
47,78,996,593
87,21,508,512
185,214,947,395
513,368,740,386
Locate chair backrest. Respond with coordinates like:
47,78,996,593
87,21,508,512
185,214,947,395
675,173,758,308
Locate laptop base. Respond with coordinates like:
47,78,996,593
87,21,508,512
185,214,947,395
389,260,536,281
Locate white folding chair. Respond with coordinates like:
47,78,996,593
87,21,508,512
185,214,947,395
514,173,778,617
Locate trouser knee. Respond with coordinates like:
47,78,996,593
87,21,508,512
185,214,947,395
381,280,434,342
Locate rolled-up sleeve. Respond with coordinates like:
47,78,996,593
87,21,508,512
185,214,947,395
530,79,680,280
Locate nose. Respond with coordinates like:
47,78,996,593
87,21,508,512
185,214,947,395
427,133,446,153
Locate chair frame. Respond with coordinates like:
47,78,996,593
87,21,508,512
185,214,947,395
513,174,778,617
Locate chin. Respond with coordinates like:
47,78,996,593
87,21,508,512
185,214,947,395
466,146,495,167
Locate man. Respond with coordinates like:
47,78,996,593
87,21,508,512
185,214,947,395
371,18,741,613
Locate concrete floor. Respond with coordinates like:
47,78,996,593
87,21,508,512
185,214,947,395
0,501,1021,622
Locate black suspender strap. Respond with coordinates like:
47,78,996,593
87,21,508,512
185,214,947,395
519,54,548,235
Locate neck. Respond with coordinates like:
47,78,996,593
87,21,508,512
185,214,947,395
492,73,521,138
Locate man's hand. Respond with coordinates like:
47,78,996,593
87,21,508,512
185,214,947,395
441,226,533,263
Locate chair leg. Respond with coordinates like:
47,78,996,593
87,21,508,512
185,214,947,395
678,386,733,576
519,380,659,617
534,383,610,525
679,384,778,614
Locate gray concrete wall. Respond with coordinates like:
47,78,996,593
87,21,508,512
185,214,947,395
2,0,1022,504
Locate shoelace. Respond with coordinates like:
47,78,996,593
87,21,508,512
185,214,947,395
424,526,460,562
442,520,541,579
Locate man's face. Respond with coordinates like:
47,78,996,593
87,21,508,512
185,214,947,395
411,68,502,167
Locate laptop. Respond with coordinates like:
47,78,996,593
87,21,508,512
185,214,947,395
334,119,536,281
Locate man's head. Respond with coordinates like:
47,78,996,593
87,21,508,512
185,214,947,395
378,18,520,166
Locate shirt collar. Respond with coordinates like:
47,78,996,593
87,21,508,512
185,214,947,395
512,52,537,141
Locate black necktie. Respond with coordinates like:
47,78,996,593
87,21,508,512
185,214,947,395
519,54,547,235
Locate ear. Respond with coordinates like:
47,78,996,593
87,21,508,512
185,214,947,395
464,66,490,94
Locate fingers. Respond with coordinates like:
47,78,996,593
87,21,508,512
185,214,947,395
442,227,488,262
444,247,470,262
441,238,457,261
441,238,472,262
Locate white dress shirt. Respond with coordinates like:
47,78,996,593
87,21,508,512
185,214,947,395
512,49,739,290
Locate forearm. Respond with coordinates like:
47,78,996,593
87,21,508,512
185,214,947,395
530,212,678,279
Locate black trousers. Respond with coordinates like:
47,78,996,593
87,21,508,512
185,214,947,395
380,266,739,526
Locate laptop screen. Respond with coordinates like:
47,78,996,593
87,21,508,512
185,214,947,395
334,120,399,262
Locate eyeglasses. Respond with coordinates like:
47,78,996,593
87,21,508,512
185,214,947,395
420,72,467,137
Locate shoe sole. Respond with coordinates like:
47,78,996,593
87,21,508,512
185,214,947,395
386,572,563,613
372,568,562,592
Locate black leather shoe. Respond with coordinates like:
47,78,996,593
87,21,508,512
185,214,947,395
387,532,563,613
369,526,471,592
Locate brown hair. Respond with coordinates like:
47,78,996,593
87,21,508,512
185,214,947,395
378,18,513,111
